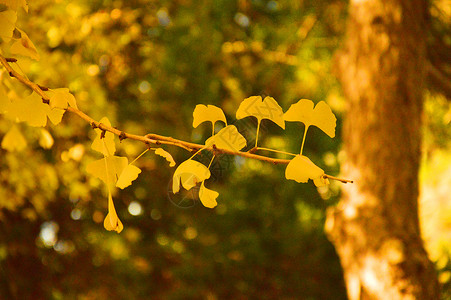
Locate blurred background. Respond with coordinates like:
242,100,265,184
0,0,449,299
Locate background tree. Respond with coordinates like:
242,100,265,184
329,0,448,298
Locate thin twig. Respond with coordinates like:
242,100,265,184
0,54,353,184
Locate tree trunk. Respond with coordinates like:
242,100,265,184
327,0,440,299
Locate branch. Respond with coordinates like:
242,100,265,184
0,54,353,184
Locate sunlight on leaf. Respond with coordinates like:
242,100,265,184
0,0,28,12
204,125,246,152
284,99,336,138
192,104,227,129
6,92,48,127
0,10,17,40
86,156,128,187
198,181,218,208
104,192,123,233
1,124,26,151
154,148,176,167
236,96,285,129
47,88,77,109
39,128,53,149
116,164,142,189
10,28,39,60
91,117,116,156
172,160,211,193
285,155,327,185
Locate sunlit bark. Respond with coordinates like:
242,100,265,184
328,0,440,298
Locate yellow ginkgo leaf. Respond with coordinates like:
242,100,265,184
116,164,142,189
192,104,227,129
10,28,39,60
0,0,28,12
198,182,218,208
285,155,326,184
1,124,26,151
0,10,17,40
86,156,128,186
6,92,48,127
47,88,77,109
154,148,176,167
204,125,246,152
45,105,65,125
39,128,53,149
104,192,123,233
91,117,116,156
172,159,211,193
284,99,336,138
236,96,285,129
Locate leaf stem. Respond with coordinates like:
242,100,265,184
255,119,261,148
300,125,309,155
208,155,216,169
129,149,149,166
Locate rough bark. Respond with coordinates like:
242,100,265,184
327,0,440,299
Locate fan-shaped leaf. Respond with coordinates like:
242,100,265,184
154,148,176,167
236,96,285,129
172,160,211,193
116,164,141,189
204,125,246,152
10,28,39,60
285,155,326,184
1,124,26,151
0,10,17,40
199,182,218,208
284,99,336,138
104,193,123,233
91,117,116,156
86,156,128,186
47,88,77,109
192,104,227,128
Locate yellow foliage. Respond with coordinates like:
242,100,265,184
10,28,39,60
199,182,218,208
284,99,336,138
205,125,246,152
91,117,116,156
0,10,17,41
192,104,227,129
236,96,285,129
154,148,176,167
116,164,141,189
285,155,327,186
1,124,26,151
172,159,211,193
103,193,123,233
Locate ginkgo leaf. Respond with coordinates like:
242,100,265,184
45,105,65,125
116,164,142,189
204,125,246,152
198,182,218,208
1,124,26,151
236,96,285,129
91,117,116,156
154,148,176,167
6,92,48,127
39,128,53,149
192,104,227,129
10,28,39,60
0,0,28,12
284,99,336,138
285,155,326,184
0,10,17,40
172,159,211,193
86,156,128,186
47,88,77,109
104,193,123,233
